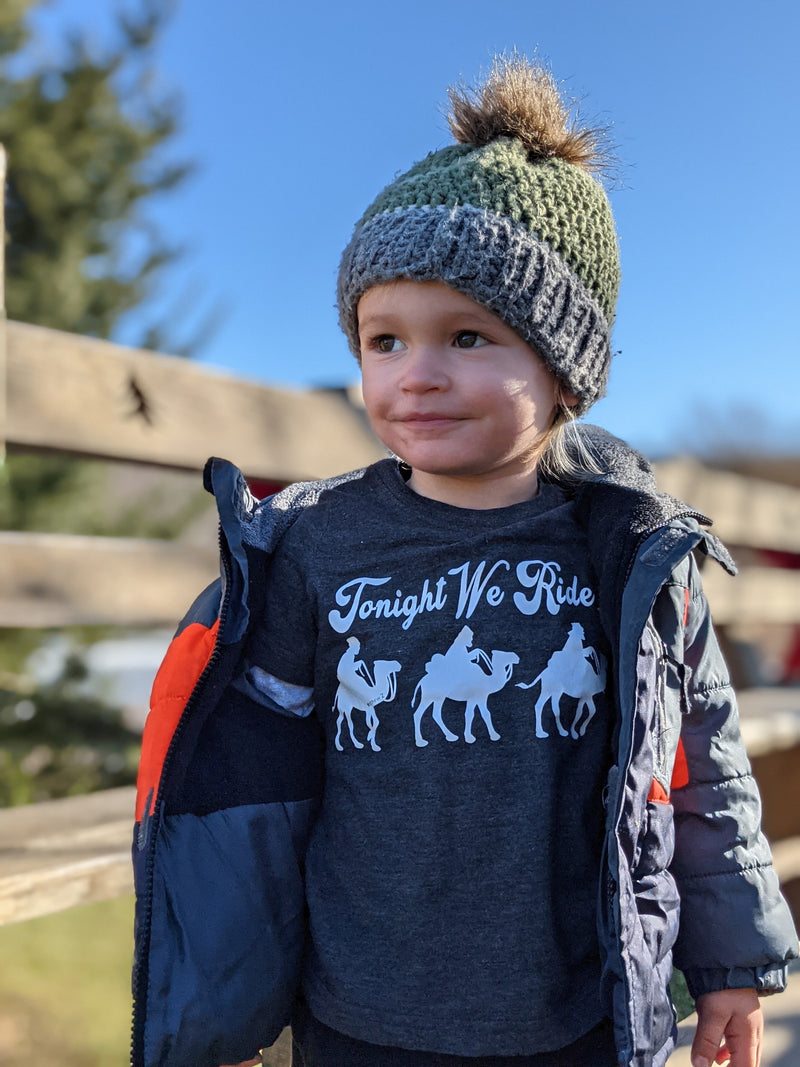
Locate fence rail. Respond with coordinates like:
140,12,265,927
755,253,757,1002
0,786,135,925
0,529,217,628
4,317,381,481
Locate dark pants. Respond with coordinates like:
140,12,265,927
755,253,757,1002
290,1000,617,1067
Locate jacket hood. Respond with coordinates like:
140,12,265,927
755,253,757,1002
561,426,735,636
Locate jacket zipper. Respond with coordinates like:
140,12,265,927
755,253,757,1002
608,511,708,1064
130,529,233,1067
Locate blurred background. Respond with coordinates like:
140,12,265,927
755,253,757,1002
0,1,798,1063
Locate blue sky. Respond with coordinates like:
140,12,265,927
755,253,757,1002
25,0,800,457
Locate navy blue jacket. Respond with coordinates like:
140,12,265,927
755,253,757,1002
131,432,798,1067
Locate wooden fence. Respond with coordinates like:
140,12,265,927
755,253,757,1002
1,141,800,928
0,320,389,922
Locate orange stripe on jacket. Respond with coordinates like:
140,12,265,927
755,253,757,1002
671,736,689,789
648,590,691,803
135,619,220,821
647,738,690,803
647,778,670,804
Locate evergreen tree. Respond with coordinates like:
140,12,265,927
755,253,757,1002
0,0,199,540
0,0,192,347
0,1,199,802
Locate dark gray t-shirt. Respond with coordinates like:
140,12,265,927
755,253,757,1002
251,460,613,1056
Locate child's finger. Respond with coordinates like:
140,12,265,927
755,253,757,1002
692,990,763,1067
724,1019,763,1067
691,1008,728,1067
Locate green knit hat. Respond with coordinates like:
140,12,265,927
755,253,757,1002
337,56,620,414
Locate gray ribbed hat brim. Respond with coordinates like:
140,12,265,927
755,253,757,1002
338,204,612,413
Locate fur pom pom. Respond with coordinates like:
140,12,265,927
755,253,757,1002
447,54,613,175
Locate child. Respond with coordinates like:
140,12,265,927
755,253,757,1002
131,57,798,1067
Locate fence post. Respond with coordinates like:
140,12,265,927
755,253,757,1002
0,144,6,462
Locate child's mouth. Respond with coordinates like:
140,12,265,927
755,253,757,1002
398,412,465,425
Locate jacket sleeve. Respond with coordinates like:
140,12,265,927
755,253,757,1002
666,554,798,999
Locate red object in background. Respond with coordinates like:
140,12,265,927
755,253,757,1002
246,479,286,500
759,549,800,570
783,630,800,684
757,548,800,684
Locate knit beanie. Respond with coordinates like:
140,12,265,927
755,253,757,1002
337,56,620,414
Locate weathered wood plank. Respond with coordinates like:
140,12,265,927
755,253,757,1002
654,457,800,554
1,530,799,629
739,688,800,757
771,836,800,884
5,319,384,480
700,564,800,625
0,530,217,627
0,787,135,925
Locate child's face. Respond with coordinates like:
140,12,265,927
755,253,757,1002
357,280,568,508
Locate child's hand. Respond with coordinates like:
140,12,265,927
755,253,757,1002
691,988,763,1067
218,1058,260,1067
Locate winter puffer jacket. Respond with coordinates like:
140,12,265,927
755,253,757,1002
131,431,798,1067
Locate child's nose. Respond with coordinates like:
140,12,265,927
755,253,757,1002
399,345,448,391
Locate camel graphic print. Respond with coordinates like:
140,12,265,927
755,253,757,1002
517,622,607,739
412,625,519,747
333,636,401,752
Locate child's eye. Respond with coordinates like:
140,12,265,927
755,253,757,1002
371,335,403,354
453,331,488,349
